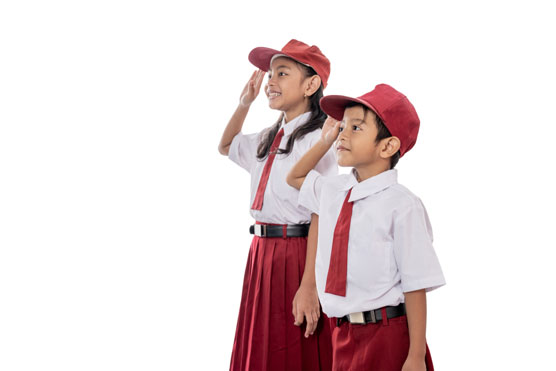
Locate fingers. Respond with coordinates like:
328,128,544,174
323,120,341,145
251,69,259,80
246,70,257,86
304,313,315,338
248,70,264,96
294,306,304,327
324,115,337,124
254,69,265,91
304,310,321,337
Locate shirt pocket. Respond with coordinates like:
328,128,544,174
349,242,393,291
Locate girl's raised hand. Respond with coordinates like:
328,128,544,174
239,69,265,107
321,116,341,146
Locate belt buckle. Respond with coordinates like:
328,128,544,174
254,224,267,237
347,312,365,325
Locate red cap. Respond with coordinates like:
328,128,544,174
248,39,330,88
320,84,420,157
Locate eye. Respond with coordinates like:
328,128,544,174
352,125,361,131
278,72,287,76
338,126,344,132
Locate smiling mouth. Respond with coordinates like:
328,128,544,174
268,92,282,99
337,146,350,151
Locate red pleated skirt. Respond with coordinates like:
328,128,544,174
230,234,333,371
331,315,434,371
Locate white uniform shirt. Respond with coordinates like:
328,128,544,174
299,168,445,318
229,112,338,224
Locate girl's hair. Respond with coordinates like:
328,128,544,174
345,102,401,169
256,61,326,160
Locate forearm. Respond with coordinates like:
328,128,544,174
218,103,250,155
301,214,319,286
287,139,331,189
404,289,427,359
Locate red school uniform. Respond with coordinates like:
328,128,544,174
228,112,337,371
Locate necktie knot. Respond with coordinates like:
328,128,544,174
271,128,285,152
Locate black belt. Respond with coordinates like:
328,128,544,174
249,224,309,238
336,303,406,326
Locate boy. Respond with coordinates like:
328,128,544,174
286,84,445,371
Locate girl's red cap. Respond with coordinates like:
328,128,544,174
320,84,420,157
248,39,330,88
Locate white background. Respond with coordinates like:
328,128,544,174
1,0,555,370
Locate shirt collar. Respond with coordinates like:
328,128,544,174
280,111,312,137
341,169,398,202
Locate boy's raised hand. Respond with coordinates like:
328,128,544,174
321,116,341,146
239,70,265,107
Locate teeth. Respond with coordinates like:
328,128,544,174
269,92,281,97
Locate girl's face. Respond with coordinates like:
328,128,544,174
335,106,383,169
265,57,310,118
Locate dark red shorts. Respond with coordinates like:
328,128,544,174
331,314,434,371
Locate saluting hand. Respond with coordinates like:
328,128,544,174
320,116,341,147
239,70,265,107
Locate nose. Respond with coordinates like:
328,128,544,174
267,73,278,86
338,126,349,141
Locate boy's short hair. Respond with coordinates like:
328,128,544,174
320,84,420,158
345,101,400,169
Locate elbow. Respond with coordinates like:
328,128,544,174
218,144,229,156
286,173,301,190
286,172,295,188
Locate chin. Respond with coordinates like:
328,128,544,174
337,158,353,167
336,153,352,167
268,100,282,111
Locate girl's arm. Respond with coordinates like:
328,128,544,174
402,289,427,371
293,213,320,337
286,117,340,189
218,70,265,156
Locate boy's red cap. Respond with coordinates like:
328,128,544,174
248,39,330,88
320,84,420,157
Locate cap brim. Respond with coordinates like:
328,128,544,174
248,47,284,71
248,47,309,71
320,95,379,121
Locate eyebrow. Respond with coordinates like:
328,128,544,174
273,65,291,70
349,118,367,125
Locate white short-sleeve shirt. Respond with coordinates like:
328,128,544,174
299,168,445,318
229,112,338,224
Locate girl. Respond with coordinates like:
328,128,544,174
218,40,337,371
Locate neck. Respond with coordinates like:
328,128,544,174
353,162,390,182
283,101,311,124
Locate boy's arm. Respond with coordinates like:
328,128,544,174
402,289,427,370
286,117,340,190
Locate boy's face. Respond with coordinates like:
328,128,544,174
336,106,383,168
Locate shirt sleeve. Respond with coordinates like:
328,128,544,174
298,169,324,215
308,132,338,177
314,146,338,177
393,199,446,293
228,131,260,172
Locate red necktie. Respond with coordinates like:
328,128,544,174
251,128,285,210
325,188,354,296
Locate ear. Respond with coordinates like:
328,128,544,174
380,136,401,159
304,75,322,97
